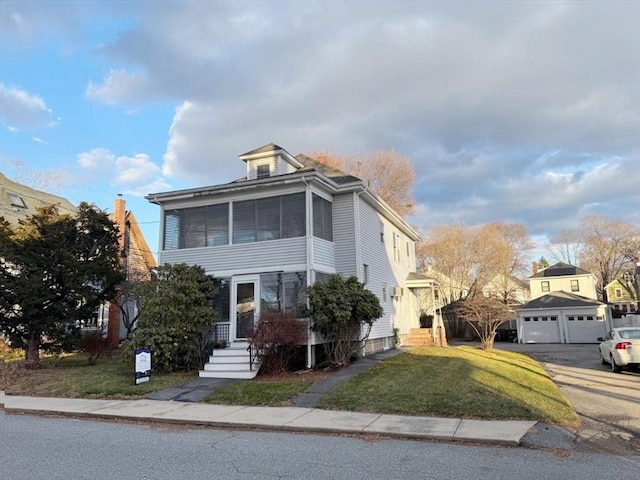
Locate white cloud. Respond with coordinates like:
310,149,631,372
78,147,116,170
31,136,48,145
86,69,151,105
76,148,171,198
0,83,54,129
114,153,161,185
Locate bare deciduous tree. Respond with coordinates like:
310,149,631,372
454,296,515,350
310,149,416,217
548,229,582,266
417,222,534,304
546,215,639,302
577,215,640,302
1,156,69,194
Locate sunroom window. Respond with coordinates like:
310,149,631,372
312,194,332,241
232,193,305,244
164,203,229,250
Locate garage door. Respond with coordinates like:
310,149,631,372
565,314,607,343
521,315,562,343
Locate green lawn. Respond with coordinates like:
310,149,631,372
1,346,579,427
318,346,579,426
204,376,315,406
0,352,195,399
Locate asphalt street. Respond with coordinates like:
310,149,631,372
2,412,639,480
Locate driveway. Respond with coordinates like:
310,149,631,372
496,342,640,455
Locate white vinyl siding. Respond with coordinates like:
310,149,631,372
332,194,357,277
358,200,417,341
530,274,598,300
313,237,335,268
359,201,396,340
160,237,307,275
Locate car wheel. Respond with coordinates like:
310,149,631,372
610,355,622,373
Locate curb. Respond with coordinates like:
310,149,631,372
1,395,536,446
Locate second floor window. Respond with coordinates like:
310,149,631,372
233,193,305,244
256,164,270,179
312,194,333,241
164,203,229,250
571,279,580,292
164,192,305,250
541,281,550,292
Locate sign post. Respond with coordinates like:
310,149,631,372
135,347,151,385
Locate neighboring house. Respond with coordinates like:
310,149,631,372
426,267,470,306
0,172,76,225
106,195,157,345
146,143,429,378
606,278,638,316
481,273,530,333
481,273,530,305
516,262,610,343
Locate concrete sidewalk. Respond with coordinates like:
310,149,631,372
0,392,535,446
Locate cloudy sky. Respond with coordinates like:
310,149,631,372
1,0,638,261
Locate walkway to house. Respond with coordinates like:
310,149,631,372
145,348,402,405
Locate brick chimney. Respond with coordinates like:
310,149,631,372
107,195,126,347
114,194,126,253
533,262,538,275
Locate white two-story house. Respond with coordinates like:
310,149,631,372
516,262,610,343
146,143,428,378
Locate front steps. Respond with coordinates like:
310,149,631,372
405,328,448,347
199,342,261,379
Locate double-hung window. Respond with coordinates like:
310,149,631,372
312,194,333,241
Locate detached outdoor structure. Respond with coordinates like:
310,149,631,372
516,262,610,343
146,143,444,378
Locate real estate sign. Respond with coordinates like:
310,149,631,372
135,348,151,384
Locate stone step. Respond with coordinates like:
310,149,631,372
199,369,260,380
203,362,255,372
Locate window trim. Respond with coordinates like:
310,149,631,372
570,279,579,292
7,192,27,208
256,164,270,179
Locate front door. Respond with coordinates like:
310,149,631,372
232,276,259,341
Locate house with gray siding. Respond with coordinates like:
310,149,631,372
146,143,429,378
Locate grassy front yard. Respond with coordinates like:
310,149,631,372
0,352,195,399
1,346,578,427
318,346,578,426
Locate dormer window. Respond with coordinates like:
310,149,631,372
256,164,270,179
8,193,27,208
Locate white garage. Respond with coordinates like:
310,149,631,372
516,292,610,344
520,314,562,343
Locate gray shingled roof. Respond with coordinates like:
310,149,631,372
530,262,592,278
518,291,604,309
294,154,361,185
239,143,284,157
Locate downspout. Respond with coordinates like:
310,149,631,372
303,177,313,369
354,189,367,356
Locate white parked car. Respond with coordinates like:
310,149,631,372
598,327,640,373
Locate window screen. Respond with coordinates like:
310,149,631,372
312,194,332,241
